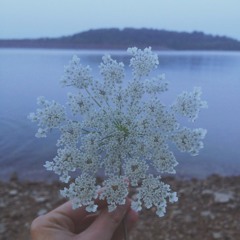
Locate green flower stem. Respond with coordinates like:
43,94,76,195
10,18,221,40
85,87,102,108
119,157,128,240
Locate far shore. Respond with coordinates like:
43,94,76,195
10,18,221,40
1,41,240,52
0,40,171,50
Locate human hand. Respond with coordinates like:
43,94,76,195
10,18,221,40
31,198,138,240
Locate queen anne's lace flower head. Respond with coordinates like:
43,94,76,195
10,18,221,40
60,173,99,211
29,47,207,216
28,96,66,137
172,87,208,122
123,158,149,186
44,146,80,183
145,74,168,94
128,47,159,79
57,120,82,147
171,127,207,156
99,54,125,85
61,55,93,89
99,176,129,212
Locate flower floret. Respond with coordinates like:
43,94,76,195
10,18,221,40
123,158,148,186
171,127,207,156
128,47,159,78
133,175,177,217
99,177,129,212
60,174,99,211
172,87,208,122
28,97,66,137
61,55,93,89
44,147,80,183
99,55,125,85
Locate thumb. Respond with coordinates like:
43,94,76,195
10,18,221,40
81,201,129,240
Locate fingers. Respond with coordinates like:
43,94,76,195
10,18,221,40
31,198,138,240
112,208,139,240
79,199,131,240
75,203,139,238
51,199,107,228
52,201,88,223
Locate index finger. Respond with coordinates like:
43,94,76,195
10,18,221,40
51,198,108,224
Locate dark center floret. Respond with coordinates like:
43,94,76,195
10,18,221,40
86,158,92,164
111,185,119,191
115,121,130,138
131,164,139,172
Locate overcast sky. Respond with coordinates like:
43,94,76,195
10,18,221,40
1,0,240,40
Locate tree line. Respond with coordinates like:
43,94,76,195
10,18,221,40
1,28,240,51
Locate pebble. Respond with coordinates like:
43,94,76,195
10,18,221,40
214,192,233,203
0,223,6,234
201,189,213,195
192,206,197,211
212,232,222,239
34,196,48,203
9,189,18,196
200,210,215,219
0,200,6,208
171,209,182,217
37,208,47,216
227,203,237,209
183,214,193,223
9,212,22,218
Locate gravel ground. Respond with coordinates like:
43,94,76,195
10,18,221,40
0,174,239,240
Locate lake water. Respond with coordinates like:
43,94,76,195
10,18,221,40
0,48,240,181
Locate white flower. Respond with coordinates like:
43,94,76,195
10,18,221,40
128,47,159,79
99,176,129,212
29,47,207,217
67,92,93,115
133,175,177,217
28,96,66,137
126,79,145,101
57,120,82,147
171,127,207,156
35,128,47,138
169,192,178,203
61,55,93,89
123,158,149,186
77,151,100,175
44,146,80,183
60,174,99,211
145,99,179,132
145,74,168,94
151,146,178,174
99,55,125,85
172,87,208,122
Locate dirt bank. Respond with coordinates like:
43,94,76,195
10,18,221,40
0,174,239,240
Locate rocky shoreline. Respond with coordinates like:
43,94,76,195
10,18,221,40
0,174,239,240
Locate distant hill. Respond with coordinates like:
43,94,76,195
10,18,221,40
1,28,240,51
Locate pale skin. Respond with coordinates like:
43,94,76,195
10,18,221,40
31,198,138,240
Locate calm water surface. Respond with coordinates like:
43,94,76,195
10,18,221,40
0,48,240,180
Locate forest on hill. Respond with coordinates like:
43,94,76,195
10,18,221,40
1,28,240,51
